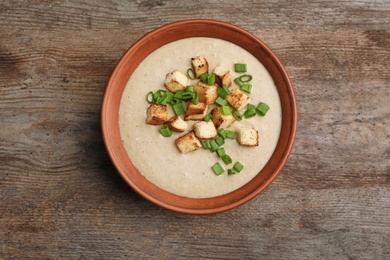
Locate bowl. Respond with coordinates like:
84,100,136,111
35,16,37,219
101,19,297,214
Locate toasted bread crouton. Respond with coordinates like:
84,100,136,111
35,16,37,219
193,121,217,140
191,56,208,78
164,70,188,93
222,71,232,87
213,66,231,87
175,131,202,153
193,81,218,104
226,88,250,110
146,104,168,125
211,107,236,130
166,116,188,132
237,127,259,147
184,101,208,121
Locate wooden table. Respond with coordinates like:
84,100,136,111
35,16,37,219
1,1,389,259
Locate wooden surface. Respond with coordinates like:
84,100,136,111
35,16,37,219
1,0,389,259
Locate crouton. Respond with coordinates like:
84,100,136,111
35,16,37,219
146,104,168,125
193,81,218,105
226,88,250,110
193,121,217,140
166,116,188,132
213,66,232,87
184,101,208,121
175,131,202,153
211,107,236,130
237,127,259,147
191,56,209,78
222,71,232,87
164,70,188,93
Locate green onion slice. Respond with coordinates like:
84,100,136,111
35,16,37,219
215,97,227,106
209,140,219,152
256,102,270,116
159,125,172,137
234,77,243,86
234,63,247,73
216,147,226,157
172,102,185,115
146,91,154,104
212,162,224,175
200,73,208,83
202,141,211,149
228,169,236,175
192,92,199,105
222,84,230,94
218,87,229,99
215,136,225,146
204,113,213,122
232,109,242,121
207,73,216,85
221,154,232,165
244,107,257,118
239,74,252,82
186,85,194,92
187,68,196,80
218,129,227,139
226,130,236,139
233,162,244,172
220,105,231,115
240,83,252,93
174,90,184,99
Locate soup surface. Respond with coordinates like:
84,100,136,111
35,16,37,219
119,37,282,198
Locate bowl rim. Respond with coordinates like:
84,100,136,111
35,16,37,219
101,19,297,214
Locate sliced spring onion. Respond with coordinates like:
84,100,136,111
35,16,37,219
212,162,224,175
187,68,196,80
174,90,184,99
209,139,219,152
218,87,229,99
159,125,172,137
234,77,243,86
192,92,199,105
239,74,252,82
215,97,227,106
220,105,231,115
200,73,208,83
240,83,252,93
181,92,193,101
169,98,180,105
233,162,244,172
256,102,270,116
222,84,230,94
158,91,173,105
172,102,185,115
226,130,236,139
204,113,213,122
207,73,216,85
216,147,226,157
221,154,232,165
146,91,154,104
234,63,247,73
232,109,242,121
218,128,227,139
228,169,236,175
202,141,211,149
186,85,194,92
244,107,257,118
215,136,225,146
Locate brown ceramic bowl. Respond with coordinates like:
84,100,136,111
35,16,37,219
101,19,297,214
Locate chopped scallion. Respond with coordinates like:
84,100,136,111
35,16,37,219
186,85,194,92
207,73,216,85
220,105,231,115
240,83,252,93
218,87,229,99
209,140,219,152
215,136,225,146
228,169,236,175
239,74,252,82
232,109,242,121
233,162,244,172
216,147,226,157
244,107,257,118
222,84,230,94
221,154,232,165
192,92,199,105
200,73,208,83
204,113,213,122
226,130,236,139
146,91,154,104
159,125,172,137
172,102,185,115
234,77,243,86
202,141,211,149
218,129,227,139
256,102,270,116
187,68,196,80
212,162,224,175
234,63,247,73
174,90,184,99
215,97,227,106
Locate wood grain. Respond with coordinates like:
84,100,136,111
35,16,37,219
1,0,389,259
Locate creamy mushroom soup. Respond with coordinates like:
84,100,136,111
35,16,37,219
119,37,282,198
